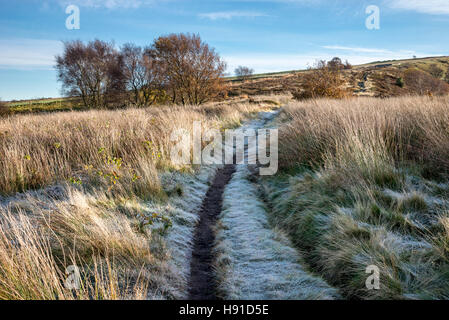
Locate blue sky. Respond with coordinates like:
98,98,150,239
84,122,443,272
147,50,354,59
1,0,449,100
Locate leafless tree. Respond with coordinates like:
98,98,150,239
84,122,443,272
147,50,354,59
121,43,164,107
148,33,227,105
56,40,125,109
235,66,254,82
343,60,353,70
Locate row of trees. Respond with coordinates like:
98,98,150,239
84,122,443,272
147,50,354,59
56,33,227,108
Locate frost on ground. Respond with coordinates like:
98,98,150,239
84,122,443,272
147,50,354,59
264,169,449,299
159,165,220,298
213,109,339,300
214,165,340,300
0,165,219,300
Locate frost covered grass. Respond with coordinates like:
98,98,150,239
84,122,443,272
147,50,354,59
265,96,449,299
0,100,274,300
162,165,219,298
0,165,220,300
214,166,340,300
214,109,339,300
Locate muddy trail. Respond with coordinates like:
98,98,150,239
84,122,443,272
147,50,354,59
187,164,236,300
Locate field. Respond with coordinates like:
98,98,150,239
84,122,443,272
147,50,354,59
4,56,449,115
263,96,449,299
0,99,276,299
2,57,449,300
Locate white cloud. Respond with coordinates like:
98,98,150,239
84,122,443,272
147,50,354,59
386,0,449,15
57,0,153,9
0,39,63,70
322,45,416,55
322,45,391,54
199,11,268,20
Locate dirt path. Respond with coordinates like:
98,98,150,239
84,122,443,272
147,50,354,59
187,109,281,300
187,164,236,300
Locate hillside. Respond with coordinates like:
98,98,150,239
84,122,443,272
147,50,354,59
228,56,449,98
4,56,449,115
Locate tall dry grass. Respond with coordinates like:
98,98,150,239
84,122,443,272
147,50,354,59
0,100,272,300
267,95,449,299
0,103,265,196
280,95,449,182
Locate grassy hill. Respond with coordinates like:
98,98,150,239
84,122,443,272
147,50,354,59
228,55,449,98
4,55,449,115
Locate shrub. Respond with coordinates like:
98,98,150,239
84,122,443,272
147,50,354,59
292,60,349,100
396,77,404,88
0,100,9,117
327,57,344,71
428,64,444,79
403,68,449,96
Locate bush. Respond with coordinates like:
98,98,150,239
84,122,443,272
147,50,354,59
396,77,404,88
428,64,444,79
403,68,449,96
292,60,349,100
0,100,9,117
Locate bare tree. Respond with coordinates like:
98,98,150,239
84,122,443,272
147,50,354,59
235,66,254,82
56,40,125,109
148,33,227,105
343,60,353,70
121,43,165,107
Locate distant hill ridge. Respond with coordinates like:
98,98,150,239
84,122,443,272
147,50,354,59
228,56,449,98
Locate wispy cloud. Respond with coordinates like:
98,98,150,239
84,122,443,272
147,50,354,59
199,11,268,20
57,0,154,9
224,48,431,74
386,0,449,15
323,45,402,54
0,39,63,70
323,45,416,55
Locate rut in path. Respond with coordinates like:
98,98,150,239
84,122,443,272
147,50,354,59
188,165,236,300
